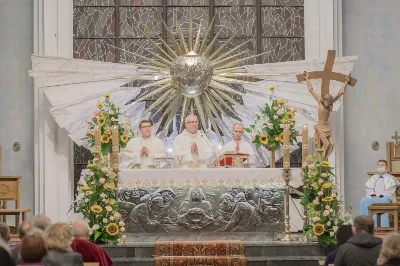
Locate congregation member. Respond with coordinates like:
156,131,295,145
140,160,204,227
0,222,15,266
334,216,382,266
43,223,84,266
11,220,32,262
220,123,256,166
377,232,400,266
71,220,113,266
19,232,47,265
359,160,399,227
121,120,167,169
173,115,216,168
324,224,353,266
31,215,52,232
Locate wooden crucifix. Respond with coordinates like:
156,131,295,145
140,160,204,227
296,50,357,159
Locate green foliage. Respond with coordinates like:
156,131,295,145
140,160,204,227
82,94,137,154
246,92,299,151
300,153,352,246
73,156,126,244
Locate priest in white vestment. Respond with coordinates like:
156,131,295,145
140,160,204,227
120,120,167,169
359,159,399,227
220,123,256,166
172,115,216,168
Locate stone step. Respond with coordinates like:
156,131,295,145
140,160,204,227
111,256,326,266
102,242,328,258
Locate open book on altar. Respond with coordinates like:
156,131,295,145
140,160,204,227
215,151,250,168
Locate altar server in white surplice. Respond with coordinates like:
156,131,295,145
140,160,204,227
172,115,216,168
120,120,167,169
221,123,256,166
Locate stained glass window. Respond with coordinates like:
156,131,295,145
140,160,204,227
72,0,305,174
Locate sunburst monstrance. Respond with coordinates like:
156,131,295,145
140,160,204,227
114,12,277,142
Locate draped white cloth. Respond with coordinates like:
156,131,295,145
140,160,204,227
172,130,216,168
120,136,167,169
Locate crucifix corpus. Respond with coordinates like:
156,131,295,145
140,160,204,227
296,50,357,160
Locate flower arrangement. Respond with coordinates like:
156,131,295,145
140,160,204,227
82,94,136,154
73,154,126,244
245,86,298,150
300,150,351,246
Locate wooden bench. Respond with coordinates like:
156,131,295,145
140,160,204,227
368,204,400,232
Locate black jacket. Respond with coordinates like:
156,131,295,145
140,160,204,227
334,232,382,266
380,258,400,266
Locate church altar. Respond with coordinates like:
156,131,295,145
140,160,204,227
117,168,303,234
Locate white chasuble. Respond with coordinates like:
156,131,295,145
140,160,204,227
221,139,256,166
172,130,216,168
120,136,167,169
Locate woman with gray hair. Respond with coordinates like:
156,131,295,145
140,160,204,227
42,222,83,266
377,232,400,265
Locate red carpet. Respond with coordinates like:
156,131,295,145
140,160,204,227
154,241,247,266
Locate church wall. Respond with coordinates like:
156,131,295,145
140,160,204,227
0,1,34,218
343,0,400,216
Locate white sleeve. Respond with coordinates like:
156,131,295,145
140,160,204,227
172,136,194,164
147,138,168,167
120,139,141,168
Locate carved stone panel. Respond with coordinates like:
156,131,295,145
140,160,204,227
118,185,284,233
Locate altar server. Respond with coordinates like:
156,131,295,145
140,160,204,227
359,159,399,227
120,120,167,169
172,115,216,168
221,123,256,166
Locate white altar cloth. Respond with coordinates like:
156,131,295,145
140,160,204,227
118,168,303,189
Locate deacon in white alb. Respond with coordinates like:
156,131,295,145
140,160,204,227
221,123,256,166
120,120,167,169
172,115,216,168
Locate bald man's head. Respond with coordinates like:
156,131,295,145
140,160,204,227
185,115,199,134
232,123,244,141
71,220,90,239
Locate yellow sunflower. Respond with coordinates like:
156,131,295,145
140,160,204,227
97,117,105,126
279,133,284,142
104,93,111,100
322,196,334,202
321,161,331,167
322,183,333,189
101,135,110,143
268,85,275,91
91,205,103,213
87,163,96,168
313,223,325,236
121,134,129,143
289,122,294,127
286,112,295,120
259,135,268,144
277,99,286,105
96,101,104,109
80,186,90,191
106,223,119,236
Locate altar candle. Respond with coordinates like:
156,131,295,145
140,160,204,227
112,126,119,169
95,126,101,151
302,125,308,167
283,125,290,169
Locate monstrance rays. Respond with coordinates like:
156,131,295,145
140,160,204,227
109,11,279,141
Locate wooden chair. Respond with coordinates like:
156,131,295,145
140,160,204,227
0,176,31,231
367,141,400,232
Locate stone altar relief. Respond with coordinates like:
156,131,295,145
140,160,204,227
116,168,303,233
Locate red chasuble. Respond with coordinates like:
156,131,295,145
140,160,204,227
71,238,113,266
